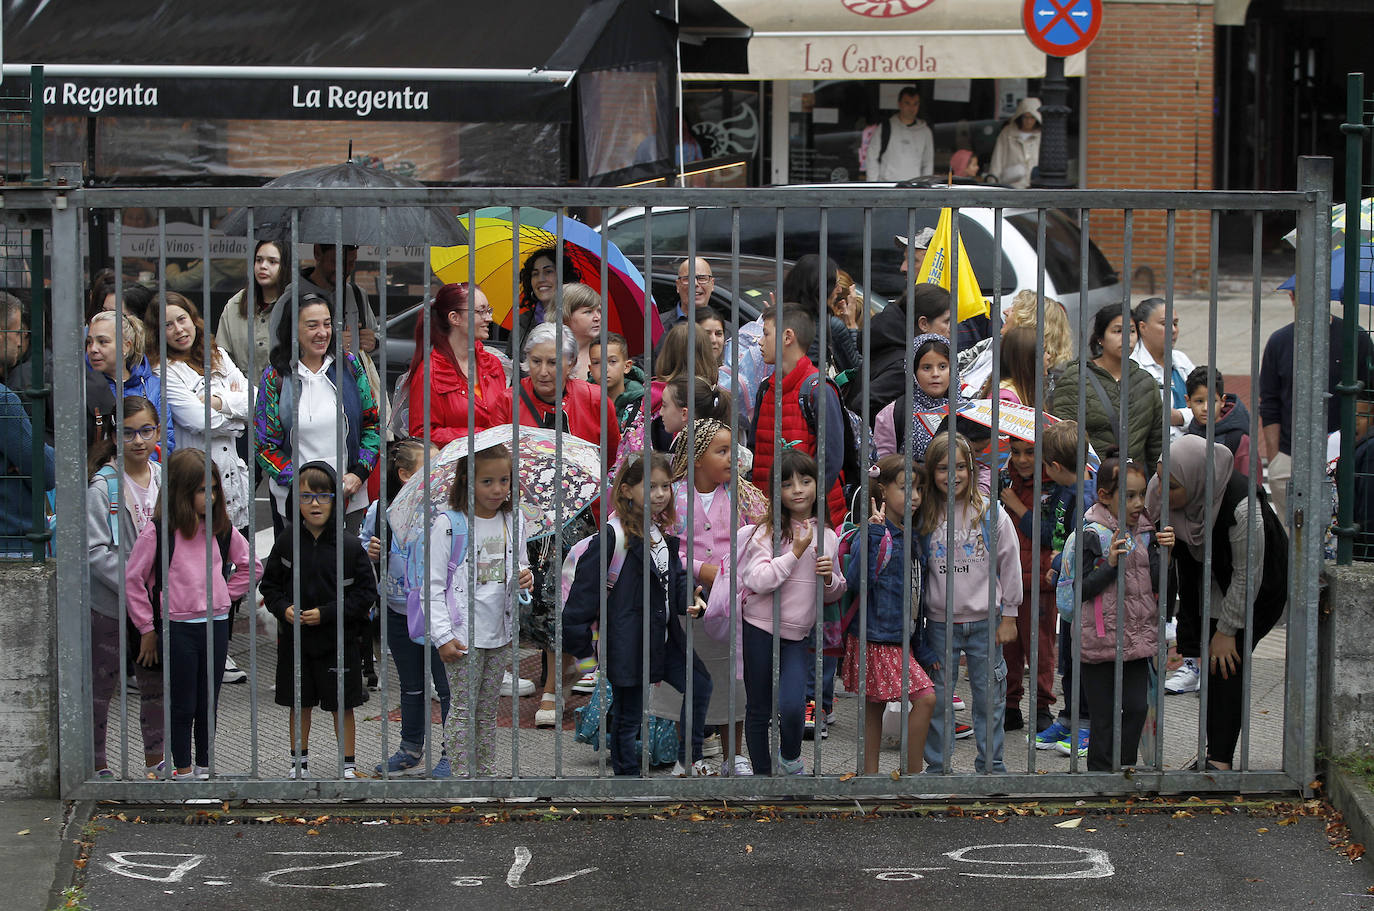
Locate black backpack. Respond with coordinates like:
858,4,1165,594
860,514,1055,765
127,519,235,665
797,373,866,502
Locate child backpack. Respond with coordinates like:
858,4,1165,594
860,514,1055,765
573,679,679,767
403,509,468,644
559,515,631,603
797,373,867,498
1054,520,1114,622
823,521,864,654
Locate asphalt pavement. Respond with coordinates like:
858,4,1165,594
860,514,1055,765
74,801,1371,911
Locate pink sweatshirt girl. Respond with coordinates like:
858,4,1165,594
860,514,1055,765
737,519,846,640
125,522,257,632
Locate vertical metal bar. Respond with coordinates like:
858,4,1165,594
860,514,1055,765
553,215,566,778
1336,73,1365,565
288,209,304,784
855,206,871,775
813,209,828,776
1025,206,1040,774
639,208,652,778
1113,209,1136,774
244,209,260,780
201,212,217,779
157,210,172,778
53,191,89,795
374,207,392,780
111,211,130,779
1068,208,1089,775
595,208,611,780
684,209,698,775
1242,211,1266,771
1288,156,1333,791
419,229,435,781
508,205,524,780
1154,209,1177,773
771,206,784,775
726,206,742,774
466,205,478,781
333,222,347,784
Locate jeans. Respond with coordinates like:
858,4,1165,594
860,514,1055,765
925,617,1007,774
742,622,810,775
804,652,838,714
1080,658,1150,771
384,606,451,754
167,619,229,770
610,646,712,776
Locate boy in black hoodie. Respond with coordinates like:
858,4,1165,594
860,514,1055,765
1184,366,1259,480
261,461,378,779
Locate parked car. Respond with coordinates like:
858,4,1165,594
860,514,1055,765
603,192,1120,338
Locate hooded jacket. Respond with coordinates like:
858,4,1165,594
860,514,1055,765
86,461,161,620
1185,393,1255,479
1065,502,1161,664
989,99,1042,189
408,340,508,445
94,356,175,455
259,461,378,655
865,304,920,418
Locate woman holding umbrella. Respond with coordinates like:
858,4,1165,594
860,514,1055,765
408,282,509,446
491,322,620,727
517,246,583,342
255,293,381,535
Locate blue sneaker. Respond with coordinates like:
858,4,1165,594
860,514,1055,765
1055,728,1089,758
430,757,452,779
778,756,805,776
374,748,425,777
1035,720,1070,750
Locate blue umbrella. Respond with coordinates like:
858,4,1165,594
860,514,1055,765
1278,242,1374,306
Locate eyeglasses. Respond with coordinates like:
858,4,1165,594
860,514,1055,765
677,274,714,285
121,425,158,442
300,492,335,505
457,308,494,319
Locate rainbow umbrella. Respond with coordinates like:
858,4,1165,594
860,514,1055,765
431,217,662,356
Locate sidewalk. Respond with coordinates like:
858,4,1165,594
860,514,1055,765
0,798,80,911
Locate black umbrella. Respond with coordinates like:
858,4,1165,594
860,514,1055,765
218,161,468,246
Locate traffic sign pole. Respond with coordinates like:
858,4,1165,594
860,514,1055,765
1021,0,1102,189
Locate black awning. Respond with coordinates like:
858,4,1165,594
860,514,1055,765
6,0,635,123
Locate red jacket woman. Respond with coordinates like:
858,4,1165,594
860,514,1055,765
407,283,510,446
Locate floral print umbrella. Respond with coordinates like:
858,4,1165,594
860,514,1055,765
389,425,608,547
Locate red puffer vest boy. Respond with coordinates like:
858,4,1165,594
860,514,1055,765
750,306,847,527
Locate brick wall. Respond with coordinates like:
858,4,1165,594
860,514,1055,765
1085,0,1215,293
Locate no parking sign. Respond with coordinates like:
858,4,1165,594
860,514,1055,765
1022,0,1102,57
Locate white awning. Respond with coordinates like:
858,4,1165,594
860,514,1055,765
687,0,1086,81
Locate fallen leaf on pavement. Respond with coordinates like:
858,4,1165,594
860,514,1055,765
745,844,753,854
838,772,856,782
1347,843,1365,861
1054,818,1082,828
15,829,28,836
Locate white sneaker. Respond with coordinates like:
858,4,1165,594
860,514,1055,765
572,670,599,694
500,672,535,697
701,733,723,759
952,694,966,711
1165,658,1201,694
534,699,558,728
343,766,360,779
287,765,310,780
221,655,247,685
192,765,210,780
731,754,754,777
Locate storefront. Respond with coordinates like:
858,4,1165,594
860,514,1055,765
678,0,1087,186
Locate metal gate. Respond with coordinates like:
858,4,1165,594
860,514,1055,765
28,167,1332,801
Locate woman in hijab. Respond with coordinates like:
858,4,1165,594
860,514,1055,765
1147,435,1283,770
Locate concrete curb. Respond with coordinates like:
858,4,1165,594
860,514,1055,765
1326,766,1374,849
46,800,95,911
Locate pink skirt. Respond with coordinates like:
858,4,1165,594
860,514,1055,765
841,636,934,702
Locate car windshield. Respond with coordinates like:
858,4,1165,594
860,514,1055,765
1006,210,1118,292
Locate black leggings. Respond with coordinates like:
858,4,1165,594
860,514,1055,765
1079,658,1150,771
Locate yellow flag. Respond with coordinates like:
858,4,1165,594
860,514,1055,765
915,207,989,322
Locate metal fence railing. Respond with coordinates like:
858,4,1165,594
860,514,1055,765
0,67,51,561
1333,72,1374,565
25,175,1333,801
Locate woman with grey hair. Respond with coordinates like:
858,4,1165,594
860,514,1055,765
493,319,620,727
